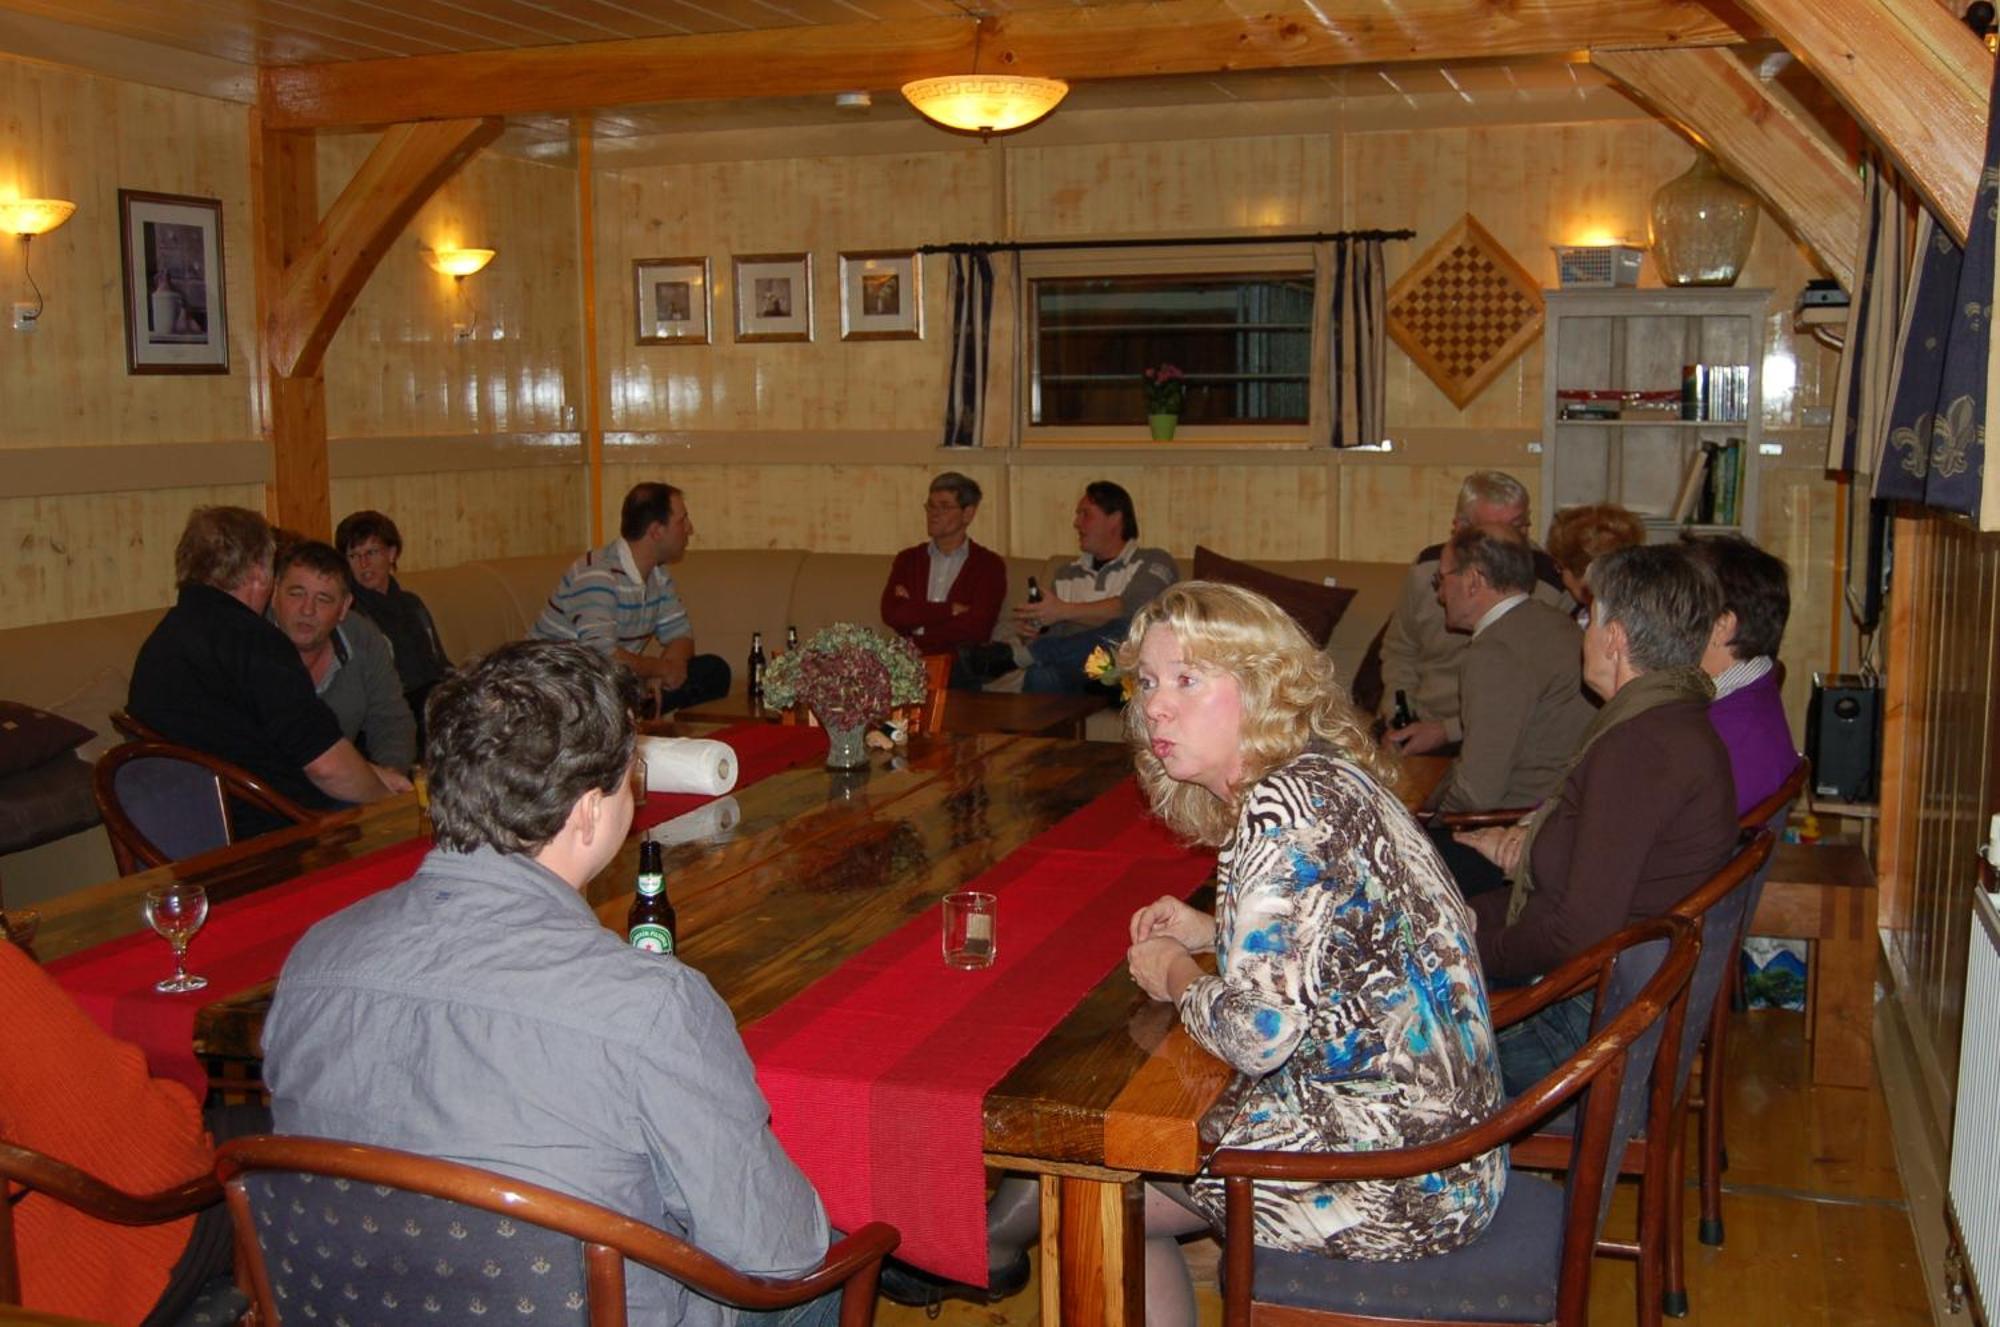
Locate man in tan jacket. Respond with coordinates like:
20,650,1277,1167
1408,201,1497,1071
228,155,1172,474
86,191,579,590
1426,525,1596,896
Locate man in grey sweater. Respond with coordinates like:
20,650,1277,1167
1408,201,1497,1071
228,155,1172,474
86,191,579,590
265,640,834,1326
269,540,417,772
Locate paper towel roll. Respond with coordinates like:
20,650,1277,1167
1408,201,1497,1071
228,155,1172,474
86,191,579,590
637,736,738,796
647,796,742,846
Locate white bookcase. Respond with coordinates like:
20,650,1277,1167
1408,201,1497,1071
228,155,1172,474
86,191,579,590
1540,287,1767,542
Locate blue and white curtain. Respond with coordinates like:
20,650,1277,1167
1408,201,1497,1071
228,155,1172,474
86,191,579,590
1828,156,1915,478
1324,237,1388,448
1870,59,2000,520
942,251,995,449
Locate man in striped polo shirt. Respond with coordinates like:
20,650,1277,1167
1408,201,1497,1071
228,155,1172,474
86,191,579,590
532,482,731,712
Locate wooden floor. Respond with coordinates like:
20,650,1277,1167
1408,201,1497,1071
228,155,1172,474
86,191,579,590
881,1010,1932,1326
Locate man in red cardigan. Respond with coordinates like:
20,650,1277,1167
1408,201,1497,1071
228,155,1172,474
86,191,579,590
880,472,1008,681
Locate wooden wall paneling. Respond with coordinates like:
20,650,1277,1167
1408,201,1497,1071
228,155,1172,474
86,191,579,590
1755,452,1842,735
576,120,604,545
1004,134,1334,240
1734,0,1988,244
599,150,991,439
1878,511,1934,936
257,1,1753,130
321,141,583,440
328,466,587,571
0,57,255,452
0,484,266,630
1591,46,1862,292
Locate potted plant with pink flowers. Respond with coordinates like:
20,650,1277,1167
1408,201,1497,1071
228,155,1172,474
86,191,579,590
1142,363,1187,440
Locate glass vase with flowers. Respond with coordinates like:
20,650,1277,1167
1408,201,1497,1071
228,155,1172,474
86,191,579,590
762,623,929,769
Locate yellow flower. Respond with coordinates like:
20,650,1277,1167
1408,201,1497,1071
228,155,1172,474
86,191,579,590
1083,645,1113,680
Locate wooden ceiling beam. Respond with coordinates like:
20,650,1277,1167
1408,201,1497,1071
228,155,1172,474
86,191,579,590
1732,0,1989,244
1594,46,1862,291
257,0,1754,131
269,116,503,379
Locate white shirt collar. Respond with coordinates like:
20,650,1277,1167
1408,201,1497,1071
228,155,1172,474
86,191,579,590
613,537,645,584
1472,593,1529,637
1712,655,1774,700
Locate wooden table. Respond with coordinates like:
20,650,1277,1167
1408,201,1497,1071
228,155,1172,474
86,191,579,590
44,734,1449,1327
1750,841,1879,1089
674,687,1111,739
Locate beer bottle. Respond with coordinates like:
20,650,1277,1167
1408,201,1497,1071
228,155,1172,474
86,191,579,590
1026,576,1044,605
786,624,800,653
1391,689,1417,730
747,632,767,704
627,840,676,954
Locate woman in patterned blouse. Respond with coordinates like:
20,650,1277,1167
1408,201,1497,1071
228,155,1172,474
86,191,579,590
1121,581,1506,1325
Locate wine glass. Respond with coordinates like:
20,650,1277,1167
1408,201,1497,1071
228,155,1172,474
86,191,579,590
142,883,210,993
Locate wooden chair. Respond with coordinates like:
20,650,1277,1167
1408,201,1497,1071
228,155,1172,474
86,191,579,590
1689,758,1811,1252
216,1136,899,1327
1502,829,1774,1324
92,741,318,876
1213,913,1700,1327
0,1141,237,1313
108,709,167,743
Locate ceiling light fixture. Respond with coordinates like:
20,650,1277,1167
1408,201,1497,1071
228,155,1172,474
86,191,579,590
901,21,1067,138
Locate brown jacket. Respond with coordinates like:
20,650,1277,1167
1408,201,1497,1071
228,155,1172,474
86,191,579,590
1472,698,1738,983
1432,598,1596,814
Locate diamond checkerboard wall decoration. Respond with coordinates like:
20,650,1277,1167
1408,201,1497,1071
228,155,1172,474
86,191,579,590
1386,214,1545,409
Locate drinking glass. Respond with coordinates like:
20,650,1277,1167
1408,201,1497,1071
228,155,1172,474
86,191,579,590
942,890,997,969
142,883,210,993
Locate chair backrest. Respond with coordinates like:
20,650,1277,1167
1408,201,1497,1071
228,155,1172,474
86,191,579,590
216,1136,896,1327
93,741,316,875
0,1141,221,1305
1551,916,1701,1323
914,652,953,736
1735,758,1809,938
1658,829,1776,1101
108,709,166,744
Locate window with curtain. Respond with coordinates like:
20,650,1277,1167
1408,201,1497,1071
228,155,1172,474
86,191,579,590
1028,273,1315,427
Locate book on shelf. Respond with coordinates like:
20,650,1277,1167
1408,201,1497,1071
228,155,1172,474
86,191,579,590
1680,364,1750,422
1689,437,1744,526
1672,445,1711,522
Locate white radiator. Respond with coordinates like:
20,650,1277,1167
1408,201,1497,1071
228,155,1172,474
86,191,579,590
1947,887,2000,1322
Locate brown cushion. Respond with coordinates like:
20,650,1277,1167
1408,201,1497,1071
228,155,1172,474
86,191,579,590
0,700,95,779
1192,547,1358,648
0,752,99,854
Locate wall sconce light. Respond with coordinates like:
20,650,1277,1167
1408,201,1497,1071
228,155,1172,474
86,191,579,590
901,21,1067,137
425,247,495,279
0,198,76,329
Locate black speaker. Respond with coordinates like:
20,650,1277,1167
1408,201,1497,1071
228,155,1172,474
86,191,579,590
1806,673,1882,803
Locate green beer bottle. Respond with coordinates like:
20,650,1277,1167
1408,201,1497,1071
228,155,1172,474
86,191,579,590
627,840,677,954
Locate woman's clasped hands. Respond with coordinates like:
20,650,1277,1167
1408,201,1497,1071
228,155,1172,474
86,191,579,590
1126,894,1214,1003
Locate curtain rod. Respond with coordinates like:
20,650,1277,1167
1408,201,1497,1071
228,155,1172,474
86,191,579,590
915,229,1414,256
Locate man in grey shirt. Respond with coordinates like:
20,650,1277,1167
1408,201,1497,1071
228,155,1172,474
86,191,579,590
269,540,417,771
264,640,833,1326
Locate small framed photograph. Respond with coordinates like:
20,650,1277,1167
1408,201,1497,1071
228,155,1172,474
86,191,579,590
634,256,711,345
839,251,923,341
118,190,229,374
732,252,813,343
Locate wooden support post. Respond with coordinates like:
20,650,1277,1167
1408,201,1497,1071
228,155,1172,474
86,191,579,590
576,117,604,546
251,113,501,537
1593,46,1863,292
1733,0,1990,245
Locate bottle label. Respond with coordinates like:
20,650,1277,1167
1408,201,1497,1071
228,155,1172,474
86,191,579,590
629,923,674,954
636,871,664,898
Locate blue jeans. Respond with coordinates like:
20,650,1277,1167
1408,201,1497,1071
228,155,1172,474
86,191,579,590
1023,618,1129,694
1496,990,1595,1098
743,1294,840,1327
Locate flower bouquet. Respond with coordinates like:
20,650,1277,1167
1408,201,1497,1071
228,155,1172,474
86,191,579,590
1083,645,1138,703
1141,363,1187,416
762,623,929,768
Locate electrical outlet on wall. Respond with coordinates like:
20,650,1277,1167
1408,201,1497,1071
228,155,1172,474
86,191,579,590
12,303,40,332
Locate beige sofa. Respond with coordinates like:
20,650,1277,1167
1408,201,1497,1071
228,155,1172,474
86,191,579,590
0,546,1407,907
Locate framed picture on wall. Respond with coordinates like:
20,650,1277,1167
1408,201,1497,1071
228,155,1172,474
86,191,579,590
732,252,813,343
119,189,229,374
634,256,711,345
838,250,922,341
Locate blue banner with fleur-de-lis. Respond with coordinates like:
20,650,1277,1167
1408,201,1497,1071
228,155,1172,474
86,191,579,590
1873,60,1999,518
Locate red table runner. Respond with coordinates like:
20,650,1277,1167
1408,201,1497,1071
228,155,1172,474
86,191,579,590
742,778,1216,1284
50,723,825,1097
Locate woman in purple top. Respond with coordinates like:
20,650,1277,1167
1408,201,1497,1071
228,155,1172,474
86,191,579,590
1685,535,1800,817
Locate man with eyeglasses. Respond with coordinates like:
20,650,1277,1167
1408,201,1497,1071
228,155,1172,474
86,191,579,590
880,472,1008,677
1382,470,1571,754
